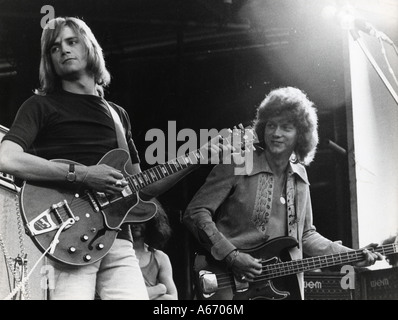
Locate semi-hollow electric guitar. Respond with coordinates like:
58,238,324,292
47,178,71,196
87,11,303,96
20,126,257,266
194,236,397,300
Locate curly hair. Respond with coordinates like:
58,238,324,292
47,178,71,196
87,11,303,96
35,17,111,97
143,206,172,250
253,86,319,166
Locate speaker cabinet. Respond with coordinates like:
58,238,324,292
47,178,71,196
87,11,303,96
304,271,357,300
359,268,398,300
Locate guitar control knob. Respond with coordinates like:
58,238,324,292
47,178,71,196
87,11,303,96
68,247,76,254
81,235,89,242
84,254,92,262
97,243,105,250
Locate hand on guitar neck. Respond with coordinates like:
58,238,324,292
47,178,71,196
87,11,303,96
353,243,384,267
198,124,258,166
139,126,255,199
74,124,252,201
225,241,382,284
200,134,235,165
74,132,235,201
226,243,383,282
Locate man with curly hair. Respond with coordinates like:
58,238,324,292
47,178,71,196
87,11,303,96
184,86,382,300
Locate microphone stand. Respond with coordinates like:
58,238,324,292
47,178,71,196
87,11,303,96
349,28,398,106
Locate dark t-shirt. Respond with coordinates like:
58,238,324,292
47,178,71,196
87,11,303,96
3,89,140,242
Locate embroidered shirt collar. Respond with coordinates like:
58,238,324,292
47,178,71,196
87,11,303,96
245,150,310,185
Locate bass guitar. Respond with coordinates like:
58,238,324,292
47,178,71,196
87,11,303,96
20,126,257,266
194,236,397,300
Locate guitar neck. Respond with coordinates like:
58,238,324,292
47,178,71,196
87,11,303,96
126,148,204,192
124,126,256,193
125,130,245,192
264,243,398,280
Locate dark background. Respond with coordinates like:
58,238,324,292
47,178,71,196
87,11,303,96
1,0,397,299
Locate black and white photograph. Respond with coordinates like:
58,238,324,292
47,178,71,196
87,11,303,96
0,0,397,306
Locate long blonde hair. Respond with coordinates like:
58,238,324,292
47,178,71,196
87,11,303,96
35,17,111,97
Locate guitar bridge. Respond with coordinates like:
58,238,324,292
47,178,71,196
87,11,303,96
199,270,218,295
26,200,75,236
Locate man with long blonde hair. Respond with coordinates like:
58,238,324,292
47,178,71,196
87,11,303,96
0,17,229,300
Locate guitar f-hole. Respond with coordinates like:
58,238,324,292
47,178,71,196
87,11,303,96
87,227,107,250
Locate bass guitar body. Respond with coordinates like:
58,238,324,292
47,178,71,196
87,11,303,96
193,237,301,300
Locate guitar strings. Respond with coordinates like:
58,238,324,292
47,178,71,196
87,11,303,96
51,130,255,221
39,129,256,228
206,243,398,290
126,133,254,191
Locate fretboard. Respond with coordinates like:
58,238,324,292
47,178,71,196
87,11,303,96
126,148,205,192
263,243,398,280
124,128,245,192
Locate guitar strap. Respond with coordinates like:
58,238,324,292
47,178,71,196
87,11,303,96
104,100,134,174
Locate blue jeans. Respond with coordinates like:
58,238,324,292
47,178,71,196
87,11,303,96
49,239,149,300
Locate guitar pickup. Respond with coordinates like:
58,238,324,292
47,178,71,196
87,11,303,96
94,186,133,209
121,185,132,197
26,201,74,236
233,276,249,292
95,192,110,207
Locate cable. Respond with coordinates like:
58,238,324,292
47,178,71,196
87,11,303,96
49,218,75,254
2,245,50,300
377,33,398,88
2,217,74,300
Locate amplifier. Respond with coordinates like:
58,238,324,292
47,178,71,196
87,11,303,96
0,125,19,193
304,271,357,300
359,268,398,300
0,125,47,300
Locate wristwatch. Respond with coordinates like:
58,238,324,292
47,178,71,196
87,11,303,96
66,164,77,183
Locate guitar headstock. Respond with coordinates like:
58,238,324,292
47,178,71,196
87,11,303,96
223,123,258,155
198,124,258,167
